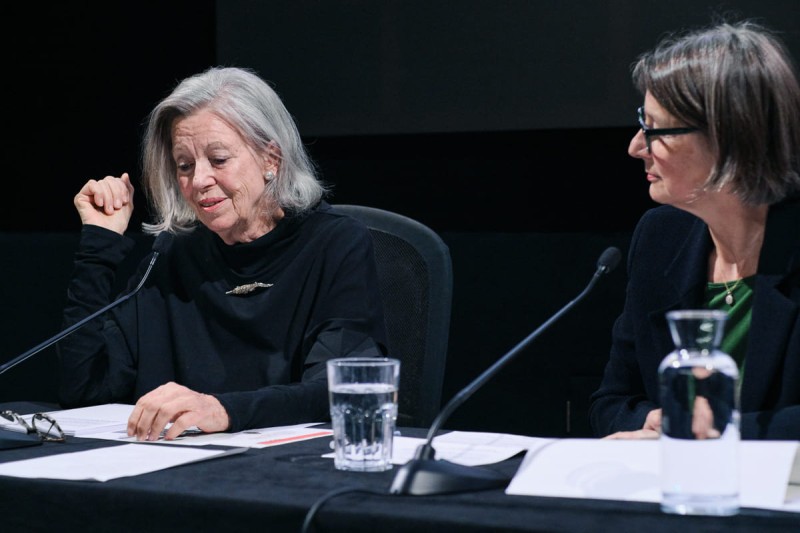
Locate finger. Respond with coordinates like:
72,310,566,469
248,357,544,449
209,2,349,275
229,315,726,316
136,382,186,440
104,175,132,212
147,412,172,442
111,174,133,209
163,413,192,441
132,400,160,441
165,394,228,438
83,177,115,215
151,401,187,441
75,179,102,208
159,392,206,440
120,172,134,193
97,179,117,214
127,404,143,437
85,176,128,214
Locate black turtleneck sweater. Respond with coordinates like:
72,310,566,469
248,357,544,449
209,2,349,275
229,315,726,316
57,201,388,432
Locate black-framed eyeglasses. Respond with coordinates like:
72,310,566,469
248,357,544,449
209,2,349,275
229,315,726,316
637,107,699,153
1,411,66,443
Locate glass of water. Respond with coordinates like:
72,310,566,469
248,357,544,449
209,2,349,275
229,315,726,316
327,357,400,472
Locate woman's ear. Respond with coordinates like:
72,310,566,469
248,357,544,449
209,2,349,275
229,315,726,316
263,141,282,177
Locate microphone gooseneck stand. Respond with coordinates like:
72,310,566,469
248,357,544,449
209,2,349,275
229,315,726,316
0,251,160,377
1,238,165,449
389,247,621,496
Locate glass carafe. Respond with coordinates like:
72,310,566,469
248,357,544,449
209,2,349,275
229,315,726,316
658,309,740,516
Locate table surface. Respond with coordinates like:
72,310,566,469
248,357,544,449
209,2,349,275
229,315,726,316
0,401,797,533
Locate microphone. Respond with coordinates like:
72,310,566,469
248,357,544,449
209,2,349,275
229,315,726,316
0,232,170,376
389,246,622,496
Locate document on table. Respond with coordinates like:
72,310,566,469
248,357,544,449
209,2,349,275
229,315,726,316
505,439,800,513
0,401,331,482
0,403,133,436
322,431,553,466
96,422,333,448
3,403,333,448
214,424,332,448
87,421,331,447
0,443,247,482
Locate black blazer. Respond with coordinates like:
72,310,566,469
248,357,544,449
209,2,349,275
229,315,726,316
590,197,800,439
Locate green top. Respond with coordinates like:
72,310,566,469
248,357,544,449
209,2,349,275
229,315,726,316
705,275,755,373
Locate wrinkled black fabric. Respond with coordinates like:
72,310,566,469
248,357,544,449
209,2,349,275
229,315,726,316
57,201,388,431
590,197,800,439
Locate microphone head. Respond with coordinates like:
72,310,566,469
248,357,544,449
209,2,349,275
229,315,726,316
597,247,621,275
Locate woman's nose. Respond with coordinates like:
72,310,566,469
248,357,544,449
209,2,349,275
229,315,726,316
628,130,648,159
192,160,215,188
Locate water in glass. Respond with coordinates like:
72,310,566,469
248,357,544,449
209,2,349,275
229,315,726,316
659,310,740,516
330,382,398,471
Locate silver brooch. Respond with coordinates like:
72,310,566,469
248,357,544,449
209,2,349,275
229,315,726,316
225,282,274,295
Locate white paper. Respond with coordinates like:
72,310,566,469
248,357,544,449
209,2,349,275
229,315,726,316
434,431,552,449
0,443,247,482
0,404,133,436
217,423,332,448
390,437,525,466
506,439,799,513
403,431,553,466
88,422,332,448
6,404,331,448
322,431,552,466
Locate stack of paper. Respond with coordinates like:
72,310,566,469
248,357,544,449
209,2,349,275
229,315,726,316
0,444,248,481
505,438,800,512
0,404,133,437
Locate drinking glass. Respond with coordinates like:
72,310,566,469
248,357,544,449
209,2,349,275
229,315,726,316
327,357,400,472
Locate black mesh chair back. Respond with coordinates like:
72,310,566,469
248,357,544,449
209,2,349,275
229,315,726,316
333,204,453,428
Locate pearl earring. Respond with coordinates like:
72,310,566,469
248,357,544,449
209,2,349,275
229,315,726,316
265,171,275,181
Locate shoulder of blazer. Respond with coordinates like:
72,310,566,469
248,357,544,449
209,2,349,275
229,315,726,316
631,206,706,261
761,196,800,277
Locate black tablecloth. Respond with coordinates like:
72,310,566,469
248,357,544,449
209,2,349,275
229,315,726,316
0,402,796,532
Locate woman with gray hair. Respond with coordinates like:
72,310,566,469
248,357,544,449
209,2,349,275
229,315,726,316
590,21,800,440
58,67,388,440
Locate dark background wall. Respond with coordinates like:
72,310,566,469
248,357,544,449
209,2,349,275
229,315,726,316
7,1,798,235
2,1,798,436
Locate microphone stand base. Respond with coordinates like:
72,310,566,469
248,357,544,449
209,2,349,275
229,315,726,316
389,458,510,496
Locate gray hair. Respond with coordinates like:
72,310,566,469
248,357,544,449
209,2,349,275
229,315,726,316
632,21,800,205
141,66,326,234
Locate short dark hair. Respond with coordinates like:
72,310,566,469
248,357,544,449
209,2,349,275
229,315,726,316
632,21,800,205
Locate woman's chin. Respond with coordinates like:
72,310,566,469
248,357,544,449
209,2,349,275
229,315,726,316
648,185,668,205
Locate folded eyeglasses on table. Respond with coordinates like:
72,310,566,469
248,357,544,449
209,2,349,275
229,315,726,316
1,411,66,443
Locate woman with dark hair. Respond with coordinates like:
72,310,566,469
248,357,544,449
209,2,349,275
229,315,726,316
590,21,800,440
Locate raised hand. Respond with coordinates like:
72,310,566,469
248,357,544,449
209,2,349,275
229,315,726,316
74,172,135,234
